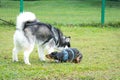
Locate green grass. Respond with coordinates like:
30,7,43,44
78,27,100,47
0,0,120,80
0,25,120,80
0,0,120,26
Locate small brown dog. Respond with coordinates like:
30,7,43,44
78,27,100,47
46,48,83,63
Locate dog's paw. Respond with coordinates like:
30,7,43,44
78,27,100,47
40,58,45,62
25,62,31,65
13,59,19,62
55,60,59,63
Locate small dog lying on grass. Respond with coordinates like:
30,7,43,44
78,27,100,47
46,48,83,63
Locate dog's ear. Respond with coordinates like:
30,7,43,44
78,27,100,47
65,36,71,47
62,36,71,42
65,36,71,42
68,36,71,38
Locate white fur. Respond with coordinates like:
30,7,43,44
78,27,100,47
12,12,57,65
16,12,36,30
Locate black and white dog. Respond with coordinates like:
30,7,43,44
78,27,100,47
12,12,70,65
46,48,83,63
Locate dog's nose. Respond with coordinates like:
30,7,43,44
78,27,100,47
45,55,49,58
45,54,52,59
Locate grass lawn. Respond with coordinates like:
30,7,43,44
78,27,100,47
0,0,120,80
0,25,120,80
0,0,120,25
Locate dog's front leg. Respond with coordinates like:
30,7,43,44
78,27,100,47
46,39,55,54
47,46,55,54
38,45,45,61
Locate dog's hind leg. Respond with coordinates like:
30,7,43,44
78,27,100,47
24,45,34,65
12,47,21,62
38,45,45,61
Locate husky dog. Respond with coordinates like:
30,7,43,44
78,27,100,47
12,12,70,65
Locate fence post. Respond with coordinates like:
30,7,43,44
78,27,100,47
20,0,24,13
101,0,106,26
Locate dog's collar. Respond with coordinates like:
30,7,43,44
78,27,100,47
66,48,74,62
62,48,75,62
62,50,69,62
51,27,58,45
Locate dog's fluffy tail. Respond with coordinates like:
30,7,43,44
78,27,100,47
16,12,37,30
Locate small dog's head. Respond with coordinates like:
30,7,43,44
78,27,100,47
46,52,58,60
